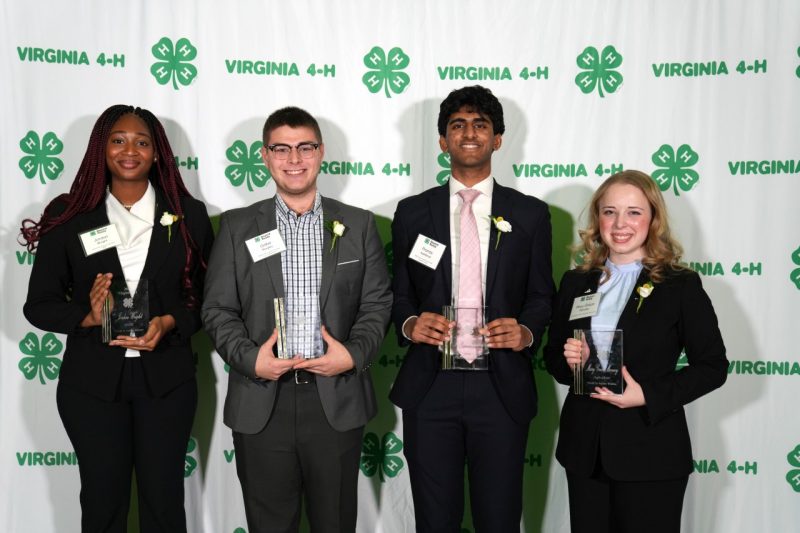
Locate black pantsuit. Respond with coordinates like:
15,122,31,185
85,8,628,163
24,189,213,532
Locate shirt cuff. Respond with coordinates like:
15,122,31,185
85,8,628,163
401,315,418,342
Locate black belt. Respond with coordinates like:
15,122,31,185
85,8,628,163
279,369,316,385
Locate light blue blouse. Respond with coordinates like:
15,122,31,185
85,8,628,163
591,259,644,331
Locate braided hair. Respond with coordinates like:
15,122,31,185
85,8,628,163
20,104,206,304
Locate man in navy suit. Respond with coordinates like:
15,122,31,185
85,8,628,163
390,86,555,531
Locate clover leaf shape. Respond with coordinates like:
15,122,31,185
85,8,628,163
151,37,198,90
184,437,198,478
651,144,700,196
362,46,410,98
790,246,800,290
575,45,623,97
786,444,800,492
19,131,64,184
436,152,451,185
225,140,271,191
18,332,63,385
359,431,404,482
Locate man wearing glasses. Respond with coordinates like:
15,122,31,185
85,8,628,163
203,107,392,532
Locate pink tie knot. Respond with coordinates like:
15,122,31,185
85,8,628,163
458,188,481,206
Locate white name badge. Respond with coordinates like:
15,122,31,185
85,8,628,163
569,292,601,321
78,224,122,256
409,234,446,270
245,230,286,262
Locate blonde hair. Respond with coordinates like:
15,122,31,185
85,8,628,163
576,170,686,283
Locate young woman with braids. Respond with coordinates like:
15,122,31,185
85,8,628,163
21,105,213,532
543,170,727,533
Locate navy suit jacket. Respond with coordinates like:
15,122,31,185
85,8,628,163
24,189,214,400
389,181,555,424
544,267,728,480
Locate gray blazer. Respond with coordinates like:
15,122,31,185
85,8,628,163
202,196,392,433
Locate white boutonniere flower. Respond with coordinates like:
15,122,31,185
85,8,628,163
636,282,654,313
325,220,346,253
160,211,181,242
490,215,512,250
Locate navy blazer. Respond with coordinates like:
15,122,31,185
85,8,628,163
544,267,728,480
24,189,214,400
389,181,555,424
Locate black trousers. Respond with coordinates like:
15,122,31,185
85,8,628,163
233,375,364,533
403,371,529,533
566,467,689,533
57,358,197,533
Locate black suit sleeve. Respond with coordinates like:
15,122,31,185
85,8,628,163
390,201,418,347
517,202,555,353
544,271,579,386
640,272,727,424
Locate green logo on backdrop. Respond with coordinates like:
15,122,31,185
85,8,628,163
790,246,800,289
19,131,64,184
796,47,800,78
19,332,63,384
675,350,688,370
575,45,623,97
360,431,404,481
362,46,410,98
225,140,271,191
651,144,699,196
786,444,800,492
151,37,197,89
436,152,451,185
233,528,247,533
184,437,198,477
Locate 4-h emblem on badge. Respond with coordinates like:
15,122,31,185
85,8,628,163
651,144,700,196
575,45,623,97
362,46,410,98
436,152,451,185
360,431,404,482
151,37,198,90
225,140,271,191
18,332,63,385
19,131,64,184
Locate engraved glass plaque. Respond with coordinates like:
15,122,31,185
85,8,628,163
441,305,489,371
102,279,149,343
573,329,624,395
285,296,324,359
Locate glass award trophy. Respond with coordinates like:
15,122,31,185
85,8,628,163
102,279,149,343
283,296,324,359
572,329,624,394
441,305,489,370
273,297,288,359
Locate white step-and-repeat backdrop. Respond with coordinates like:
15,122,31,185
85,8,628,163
1,1,798,531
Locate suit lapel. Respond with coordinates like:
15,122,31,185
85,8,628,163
486,181,510,303
256,198,284,297
428,184,452,300
319,197,341,312
615,267,650,331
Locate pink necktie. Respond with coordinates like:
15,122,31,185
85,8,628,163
457,189,482,362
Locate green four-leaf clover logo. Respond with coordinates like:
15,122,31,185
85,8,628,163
362,46,410,98
796,47,800,78
184,437,198,478
790,246,800,290
19,131,64,184
436,152,451,185
360,431,404,482
575,45,623,97
19,332,63,384
675,350,688,370
225,140,271,191
151,37,198,90
786,444,800,492
651,144,700,196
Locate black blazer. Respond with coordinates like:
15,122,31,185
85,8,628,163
389,181,555,424
543,267,728,481
24,188,214,401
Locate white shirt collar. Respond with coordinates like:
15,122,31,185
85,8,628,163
448,174,494,198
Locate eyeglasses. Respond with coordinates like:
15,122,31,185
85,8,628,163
266,142,320,160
